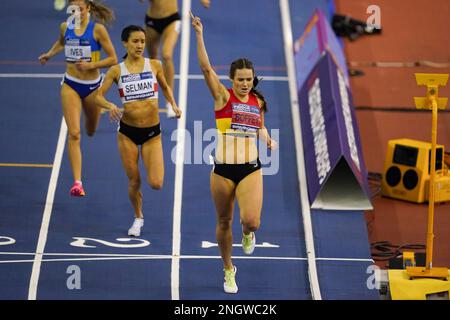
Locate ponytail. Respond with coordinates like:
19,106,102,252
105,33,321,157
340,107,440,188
251,76,267,112
68,0,115,25
87,0,115,26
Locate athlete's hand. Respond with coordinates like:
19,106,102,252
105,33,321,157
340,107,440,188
267,138,278,150
200,0,210,8
108,104,122,123
38,52,51,65
171,104,182,119
190,12,203,35
75,60,93,71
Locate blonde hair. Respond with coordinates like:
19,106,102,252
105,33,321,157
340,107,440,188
69,0,115,26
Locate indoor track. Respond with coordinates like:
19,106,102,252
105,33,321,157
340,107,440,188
0,0,377,300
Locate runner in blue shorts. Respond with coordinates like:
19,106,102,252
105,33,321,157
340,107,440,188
39,0,117,197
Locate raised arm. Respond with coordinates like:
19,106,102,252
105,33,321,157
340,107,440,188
191,13,229,108
38,22,66,64
96,65,122,122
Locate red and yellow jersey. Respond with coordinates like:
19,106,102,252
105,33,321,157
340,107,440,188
215,89,262,136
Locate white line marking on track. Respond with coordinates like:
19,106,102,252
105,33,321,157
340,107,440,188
70,237,150,248
0,73,64,78
0,73,288,81
280,0,322,300
171,0,192,301
1,251,373,263
201,241,280,249
1,255,309,264
316,257,374,262
28,118,67,300
0,237,16,246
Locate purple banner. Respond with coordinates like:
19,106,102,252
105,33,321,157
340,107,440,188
298,52,371,209
294,9,349,91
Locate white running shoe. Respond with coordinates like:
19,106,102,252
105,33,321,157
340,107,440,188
128,218,144,237
242,232,256,255
54,0,66,11
166,102,176,118
223,266,238,294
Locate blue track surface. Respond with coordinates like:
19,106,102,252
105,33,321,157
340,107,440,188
0,0,378,301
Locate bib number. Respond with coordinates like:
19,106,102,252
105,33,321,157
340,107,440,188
65,43,92,62
231,103,261,132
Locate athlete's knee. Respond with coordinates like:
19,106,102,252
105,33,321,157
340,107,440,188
128,176,141,190
217,216,233,230
161,50,174,64
148,177,163,190
241,217,260,232
68,130,81,142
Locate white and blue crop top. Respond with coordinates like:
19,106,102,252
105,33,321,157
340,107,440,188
117,58,159,104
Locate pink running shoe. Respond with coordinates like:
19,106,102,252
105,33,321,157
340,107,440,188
70,182,85,197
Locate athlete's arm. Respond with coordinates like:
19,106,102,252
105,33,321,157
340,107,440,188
38,22,66,64
96,65,122,122
257,103,277,150
93,24,118,69
191,14,228,109
76,24,117,71
153,60,181,118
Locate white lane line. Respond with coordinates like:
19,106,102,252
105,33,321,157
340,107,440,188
1,252,156,257
279,0,322,300
1,251,373,263
201,241,280,249
0,251,374,263
0,73,64,78
171,0,192,301
1,255,309,264
0,73,288,81
2,256,170,264
27,118,67,300
316,257,374,262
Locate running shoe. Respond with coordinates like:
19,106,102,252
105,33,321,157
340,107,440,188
223,266,238,294
128,218,144,237
70,181,85,197
242,232,256,255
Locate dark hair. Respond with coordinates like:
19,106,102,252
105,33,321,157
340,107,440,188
120,25,146,59
229,58,267,112
69,0,115,26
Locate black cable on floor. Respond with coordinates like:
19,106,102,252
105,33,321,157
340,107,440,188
370,241,425,261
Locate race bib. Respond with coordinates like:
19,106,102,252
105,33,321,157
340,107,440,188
231,103,261,132
121,72,157,102
65,38,92,62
